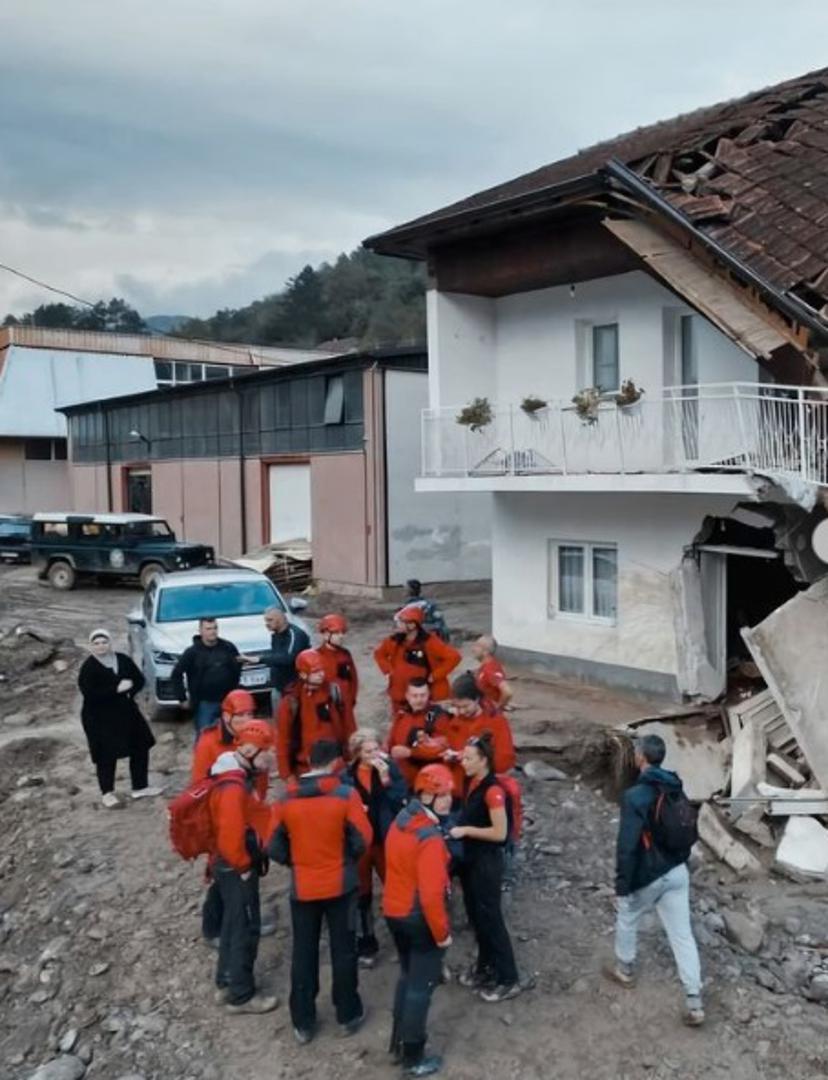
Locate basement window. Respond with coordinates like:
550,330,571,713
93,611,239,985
549,541,618,624
324,375,345,424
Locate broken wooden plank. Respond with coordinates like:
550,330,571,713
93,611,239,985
767,752,807,788
697,803,763,875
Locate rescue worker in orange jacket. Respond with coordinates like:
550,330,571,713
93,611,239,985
207,720,278,1014
269,739,373,1045
451,673,516,775
374,606,461,712
471,635,514,712
276,649,355,781
317,613,359,710
388,678,456,790
384,763,453,1076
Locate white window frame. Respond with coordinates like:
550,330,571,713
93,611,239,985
547,539,618,625
591,322,620,393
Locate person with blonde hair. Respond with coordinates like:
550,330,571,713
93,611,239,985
346,727,406,967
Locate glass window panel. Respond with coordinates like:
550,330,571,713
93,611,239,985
24,438,52,460
680,315,698,386
592,546,618,620
154,360,172,383
592,323,619,391
324,375,345,424
53,438,68,461
205,365,227,380
558,545,585,614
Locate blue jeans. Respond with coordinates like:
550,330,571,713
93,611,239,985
615,862,702,1003
193,700,222,735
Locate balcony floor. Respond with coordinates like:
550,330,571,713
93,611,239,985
416,471,763,495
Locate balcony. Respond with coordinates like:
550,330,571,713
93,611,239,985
420,383,828,496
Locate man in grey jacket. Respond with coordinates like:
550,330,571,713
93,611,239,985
254,607,310,713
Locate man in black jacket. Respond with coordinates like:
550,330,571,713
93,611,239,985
172,617,241,733
607,734,704,1027
254,607,310,713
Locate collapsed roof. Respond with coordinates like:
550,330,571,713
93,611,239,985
367,67,828,330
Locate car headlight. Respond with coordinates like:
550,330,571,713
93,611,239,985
152,650,180,665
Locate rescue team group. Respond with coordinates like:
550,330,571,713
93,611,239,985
77,597,705,1077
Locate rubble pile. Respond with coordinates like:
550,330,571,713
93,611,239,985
233,540,312,592
0,626,82,728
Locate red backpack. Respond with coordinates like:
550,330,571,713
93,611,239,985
168,775,245,861
496,773,523,844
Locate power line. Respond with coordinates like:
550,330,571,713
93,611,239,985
0,257,292,364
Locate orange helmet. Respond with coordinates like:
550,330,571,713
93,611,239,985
397,604,424,625
414,764,454,797
221,689,256,717
319,613,348,634
235,720,274,750
296,648,325,675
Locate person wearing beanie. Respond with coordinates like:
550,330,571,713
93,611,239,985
77,629,161,808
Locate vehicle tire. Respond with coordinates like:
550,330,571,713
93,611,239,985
47,560,76,591
139,562,165,589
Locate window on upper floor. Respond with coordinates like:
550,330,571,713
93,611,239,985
548,540,618,624
592,324,619,392
324,375,345,424
24,438,67,462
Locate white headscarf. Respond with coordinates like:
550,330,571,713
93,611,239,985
89,628,117,671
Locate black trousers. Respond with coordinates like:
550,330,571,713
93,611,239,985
460,848,518,986
202,879,223,940
387,915,443,1066
215,867,261,1004
289,890,362,1031
95,747,149,794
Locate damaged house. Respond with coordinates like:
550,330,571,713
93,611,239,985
366,66,828,703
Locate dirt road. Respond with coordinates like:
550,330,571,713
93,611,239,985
2,567,828,1080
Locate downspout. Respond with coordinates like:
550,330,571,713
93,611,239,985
103,405,113,512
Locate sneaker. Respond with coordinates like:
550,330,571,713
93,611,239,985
131,786,164,800
603,962,636,989
213,987,228,1005
259,916,278,937
294,1026,315,1045
225,993,279,1014
439,961,452,985
458,966,489,989
340,1008,365,1037
101,792,122,809
405,1057,443,1077
479,983,521,1003
684,1001,705,1027
204,936,220,951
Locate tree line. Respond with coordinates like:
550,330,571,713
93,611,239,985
1,250,426,348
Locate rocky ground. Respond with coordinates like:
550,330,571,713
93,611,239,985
2,566,828,1080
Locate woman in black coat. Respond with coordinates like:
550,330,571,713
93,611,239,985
78,628,160,808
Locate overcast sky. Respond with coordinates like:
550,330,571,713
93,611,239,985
1,0,827,318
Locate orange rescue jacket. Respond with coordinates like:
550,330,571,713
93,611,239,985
373,629,460,707
383,801,450,944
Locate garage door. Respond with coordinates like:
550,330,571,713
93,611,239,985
269,463,311,543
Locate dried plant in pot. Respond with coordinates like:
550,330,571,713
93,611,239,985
615,379,645,409
520,395,548,419
571,386,602,426
456,396,493,433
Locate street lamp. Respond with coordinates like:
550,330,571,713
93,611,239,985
128,428,151,450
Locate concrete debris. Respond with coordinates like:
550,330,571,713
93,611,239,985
729,717,766,818
756,782,828,817
722,910,765,954
697,803,763,876
731,805,775,849
766,753,807,788
775,817,828,880
521,760,569,782
630,715,729,802
26,1057,86,1080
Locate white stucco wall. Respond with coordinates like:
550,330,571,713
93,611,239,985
385,368,492,584
491,490,742,688
427,271,759,410
0,346,158,437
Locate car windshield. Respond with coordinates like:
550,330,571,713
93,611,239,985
127,521,174,539
0,522,29,537
156,581,280,622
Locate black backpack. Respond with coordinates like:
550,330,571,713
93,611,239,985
648,784,698,853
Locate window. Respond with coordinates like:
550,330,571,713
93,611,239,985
54,438,68,461
154,360,173,385
41,521,69,537
592,324,619,392
549,541,618,623
680,315,698,386
323,375,345,424
205,365,227,380
24,438,54,461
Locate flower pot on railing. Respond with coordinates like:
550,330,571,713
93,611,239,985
571,387,602,426
520,395,548,421
615,379,645,416
456,397,493,433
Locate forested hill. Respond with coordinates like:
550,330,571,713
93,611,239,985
175,250,425,348
1,249,426,349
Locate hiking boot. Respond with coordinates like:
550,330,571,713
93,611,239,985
101,792,122,809
340,1008,365,1037
131,786,164,800
294,1026,315,1045
603,962,636,989
405,1056,443,1077
225,993,279,1015
479,983,521,1004
684,1000,705,1027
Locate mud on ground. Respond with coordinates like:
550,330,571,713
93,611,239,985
2,567,828,1080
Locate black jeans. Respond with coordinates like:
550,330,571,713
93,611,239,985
95,747,149,794
289,890,362,1032
202,879,223,940
460,848,518,986
387,915,443,1066
215,867,261,1004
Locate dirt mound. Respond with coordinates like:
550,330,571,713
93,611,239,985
0,627,83,728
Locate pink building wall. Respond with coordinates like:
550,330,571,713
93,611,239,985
0,439,71,513
310,453,368,586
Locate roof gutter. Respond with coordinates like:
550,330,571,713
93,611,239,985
604,158,828,342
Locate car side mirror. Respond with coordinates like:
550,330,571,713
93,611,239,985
288,597,308,612
127,615,146,628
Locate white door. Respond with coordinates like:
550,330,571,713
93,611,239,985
269,464,311,544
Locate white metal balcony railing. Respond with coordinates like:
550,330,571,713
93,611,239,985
421,383,828,488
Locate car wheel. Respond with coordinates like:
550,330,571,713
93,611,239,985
47,560,76,591
139,562,165,589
